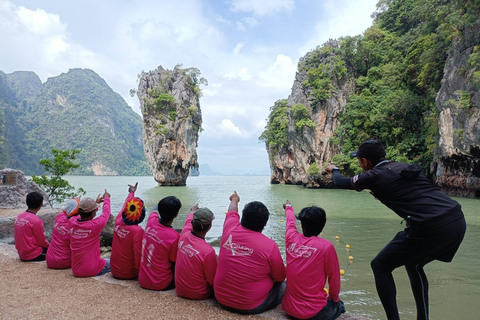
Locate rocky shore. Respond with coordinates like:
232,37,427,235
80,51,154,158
0,209,371,320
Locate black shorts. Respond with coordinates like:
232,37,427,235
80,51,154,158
373,216,466,270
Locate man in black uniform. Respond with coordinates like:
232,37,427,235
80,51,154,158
326,139,466,320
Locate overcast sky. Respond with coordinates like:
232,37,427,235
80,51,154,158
0,0,378,175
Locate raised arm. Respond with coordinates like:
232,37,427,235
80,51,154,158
228,191,240,212
326,164,354,190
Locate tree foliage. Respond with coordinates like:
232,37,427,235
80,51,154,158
259,99,289,150
31,149,86,207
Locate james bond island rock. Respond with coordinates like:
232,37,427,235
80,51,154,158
137,65,204,186
261,41,355,188
435,22,480,198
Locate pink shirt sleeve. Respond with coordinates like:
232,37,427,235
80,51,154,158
181,213,194,236
170,237,179,263
98,197,111,227
33,219,50,248
204,250,218,285
269,243,286,282
133,228,144,271
325,244,341,302
285,206,297,243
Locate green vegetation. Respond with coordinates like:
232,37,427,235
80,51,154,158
291,104,316,131
307,162,320,176
31,149,86,207
0,68,150,175
262,0,480,177
259,99,289,150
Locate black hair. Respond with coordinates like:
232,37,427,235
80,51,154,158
191,219,211,232
297,206,326,237
26,192,43,209
158,196,182,223
241,201,269,232
79,210,96,219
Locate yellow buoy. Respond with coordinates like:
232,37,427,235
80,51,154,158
335,236,340,240
324,288,329,294
349,256,354,260
346,244,351,249
280,219,284,222
340,269,345,275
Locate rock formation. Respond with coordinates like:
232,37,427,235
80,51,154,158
265,41,355,187
435,22,480,198
137,65,203,186
0,168,49,208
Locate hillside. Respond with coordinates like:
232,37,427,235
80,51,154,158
0,68,149,175
261,0,480,197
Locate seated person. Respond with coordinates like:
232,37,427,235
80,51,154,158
14,192,50,261
138,196,182,290
46,198,80,269
282,201,345,320
111,183,146,279
70,190,111,277
175,204,217,300
214,191,286,314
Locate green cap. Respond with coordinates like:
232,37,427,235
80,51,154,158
193,207,215,225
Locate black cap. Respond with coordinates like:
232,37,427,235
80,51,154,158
350,139,386,161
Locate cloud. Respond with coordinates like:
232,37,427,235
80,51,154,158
299,0,378,55
229,0,295,16
257,54,297,89
212,119,252,138
236,17,259,31
223,67,253,81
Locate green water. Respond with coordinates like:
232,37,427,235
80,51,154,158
65,175,480,320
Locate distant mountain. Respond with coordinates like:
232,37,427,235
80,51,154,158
199,163,220,176
0,68,149,175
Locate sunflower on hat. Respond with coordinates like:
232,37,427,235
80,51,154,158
122,197,146,225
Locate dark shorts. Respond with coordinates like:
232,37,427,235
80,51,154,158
373,216,466,270
22,247,48,262
219,281,286,315
288,299,346,320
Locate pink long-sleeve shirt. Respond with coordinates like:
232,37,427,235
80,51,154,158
175,212,217,300
214,210,286,310
14,211,50,261
70,198,111,277
282,206,341,319
138,211,180,290
111,192,144,279
46,212,77,269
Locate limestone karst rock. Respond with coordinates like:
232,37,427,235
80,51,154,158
435,22,480,198
263,41,355,188
137,65,203,186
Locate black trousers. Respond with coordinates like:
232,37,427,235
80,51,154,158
371,217,466,320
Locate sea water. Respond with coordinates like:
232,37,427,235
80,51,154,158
64,175,480,320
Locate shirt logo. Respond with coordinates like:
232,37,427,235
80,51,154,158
353,175,359,183
287,243,317,258
54,222,70,236
72,229,92,239
144,227,163,244
114,225,129,238
15,218,30,226
178,241,200,257
222,234,253,256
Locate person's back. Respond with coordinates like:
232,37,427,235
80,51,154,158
282,202,345,320
111,183,145,279
14,192,50,261
46,199,80,269
175,206,217,300
214,192,286,314
138,196,181,290
70,191,111,277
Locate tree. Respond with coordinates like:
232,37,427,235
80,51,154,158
31,149,86,207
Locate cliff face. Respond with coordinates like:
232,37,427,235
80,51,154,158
435,22,480,198
137,65,203,186
267,41,355,187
